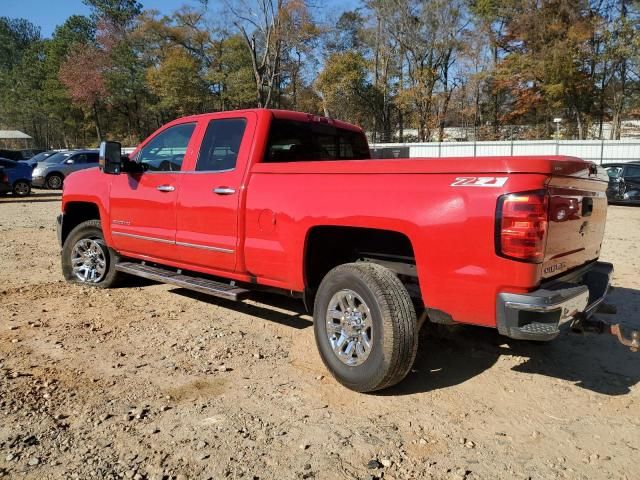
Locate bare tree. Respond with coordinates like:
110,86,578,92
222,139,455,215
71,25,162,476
227,0,283,108
370,0,466,141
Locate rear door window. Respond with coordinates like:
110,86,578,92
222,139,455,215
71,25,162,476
196,118,247,172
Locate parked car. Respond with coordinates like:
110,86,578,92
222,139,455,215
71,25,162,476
24,150,57,168
0,157,32,196
605,162,640,204
31,149,99,189
0,149,25,161
56,109,619,392
0,149,46,161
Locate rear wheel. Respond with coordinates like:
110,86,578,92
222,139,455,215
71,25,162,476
46,173,64,190
61,219,122,288
12,180,31,196
313,262,418,392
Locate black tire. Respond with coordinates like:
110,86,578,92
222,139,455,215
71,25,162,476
12,180,31,196
313,262,418,392
46,173,64,190
61,219,122,288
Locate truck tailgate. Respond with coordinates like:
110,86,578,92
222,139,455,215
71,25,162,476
543,173,609,278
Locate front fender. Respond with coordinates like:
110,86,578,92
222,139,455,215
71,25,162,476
61,169,113,246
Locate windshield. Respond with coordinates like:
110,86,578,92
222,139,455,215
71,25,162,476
606,167,623,179
43,152,72,164
30,151,54,163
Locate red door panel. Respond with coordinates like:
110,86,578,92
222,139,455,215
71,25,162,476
176,113,256,272
109,121,199,262
109,173,182,261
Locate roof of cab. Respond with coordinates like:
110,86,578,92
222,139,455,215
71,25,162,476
165,108,364,134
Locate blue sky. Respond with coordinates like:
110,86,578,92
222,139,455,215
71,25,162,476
2,0,200,37
2,0,360,38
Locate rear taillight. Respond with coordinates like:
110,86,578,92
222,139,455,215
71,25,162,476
496,190,549,263
0,172,7,183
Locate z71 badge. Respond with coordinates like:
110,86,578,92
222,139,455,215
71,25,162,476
451,177,508,187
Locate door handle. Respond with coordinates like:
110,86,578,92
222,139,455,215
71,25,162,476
156,185,175,192
213,187,236,195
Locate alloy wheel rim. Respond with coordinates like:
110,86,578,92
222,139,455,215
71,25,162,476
325,289,373,366
49,176,61,189
71,238,107,283
15,182,29,195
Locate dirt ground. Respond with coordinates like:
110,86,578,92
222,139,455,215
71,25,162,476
0,189,639,480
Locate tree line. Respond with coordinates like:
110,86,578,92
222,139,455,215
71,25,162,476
0,0,639,148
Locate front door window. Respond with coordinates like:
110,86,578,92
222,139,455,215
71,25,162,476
137,123,196,172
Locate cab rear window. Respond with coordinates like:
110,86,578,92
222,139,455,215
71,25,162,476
264,119,370,162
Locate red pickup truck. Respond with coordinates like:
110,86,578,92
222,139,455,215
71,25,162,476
57,109,616,392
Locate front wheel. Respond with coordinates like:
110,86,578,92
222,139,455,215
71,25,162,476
61,219,122,288
313,262,418,392
46,173,64,190
12,180,31,196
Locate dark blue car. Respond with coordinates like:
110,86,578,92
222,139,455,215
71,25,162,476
0,157,32,196
605,162,640,205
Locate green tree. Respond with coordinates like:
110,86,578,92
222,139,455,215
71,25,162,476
0,17,40,70
495,0,599,139
209,35,257,110
316,51,374,126
43,16,96,147
83,0,142,29
0,18,46,145
325,10,366,53
146,47,210,116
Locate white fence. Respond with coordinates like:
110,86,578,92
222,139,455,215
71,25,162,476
369,140,640,165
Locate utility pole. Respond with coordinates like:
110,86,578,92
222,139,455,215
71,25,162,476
554,118,562,155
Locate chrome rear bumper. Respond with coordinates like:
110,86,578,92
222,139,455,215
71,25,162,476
496,262,613,341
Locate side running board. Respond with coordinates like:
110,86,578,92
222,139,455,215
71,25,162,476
115,261,250,301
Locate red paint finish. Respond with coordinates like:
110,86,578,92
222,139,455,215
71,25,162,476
109,172,183,262
243,170,550,325
175,112,258,272
61,108,609,329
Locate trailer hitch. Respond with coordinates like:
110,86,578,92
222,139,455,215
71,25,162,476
570,304,640,352
608,324,640,352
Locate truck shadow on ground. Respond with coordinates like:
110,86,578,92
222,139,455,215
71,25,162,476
171,288,313,330
120,276,639,397
386,286,640,397
114,276,313,329
384,320,639,397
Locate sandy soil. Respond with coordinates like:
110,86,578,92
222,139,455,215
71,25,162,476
0,190,638,480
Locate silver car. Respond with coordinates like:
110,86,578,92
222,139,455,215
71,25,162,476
31,150,100,189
